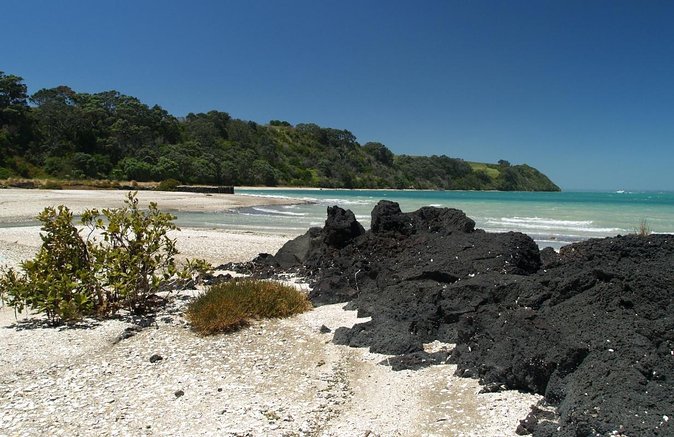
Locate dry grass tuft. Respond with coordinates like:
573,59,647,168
634,219,652,237
185,279,312,335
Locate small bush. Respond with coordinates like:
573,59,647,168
157,178,181,191
185,279,312,335
0,192,208,323
0,206,97,322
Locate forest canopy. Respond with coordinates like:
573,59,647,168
0,71,560,191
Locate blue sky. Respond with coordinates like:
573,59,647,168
3,0,674,191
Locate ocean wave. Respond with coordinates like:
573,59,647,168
490,217,594,227
204,223,308,232
236,193,322,204
236,193,298,200
483,217,624,234
534,238,576,245
317,198,373,206
484,224,624,234
244,207,308,217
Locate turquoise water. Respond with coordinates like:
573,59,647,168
175,189,674,250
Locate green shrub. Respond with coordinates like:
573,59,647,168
0,206,98,322
0,167,16,179
0,192,208,323
157,178,181,191
185,279,312,335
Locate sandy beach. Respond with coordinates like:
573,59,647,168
0,189,539,436
0,188,302,224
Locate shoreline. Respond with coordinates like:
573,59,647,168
237,186,540,193
0,188,306,225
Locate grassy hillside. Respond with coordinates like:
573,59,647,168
0,71,560,191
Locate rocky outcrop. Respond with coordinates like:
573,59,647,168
242,201,673,436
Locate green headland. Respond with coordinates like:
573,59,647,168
1,71,559,191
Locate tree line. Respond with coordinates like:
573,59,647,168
0,71,559,191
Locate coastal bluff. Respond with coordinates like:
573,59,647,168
235,200,673,436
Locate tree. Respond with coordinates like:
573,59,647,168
363,142,394,165
30,86,81,156
0,72,31,161
0,71,28,112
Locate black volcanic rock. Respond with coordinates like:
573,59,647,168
271,205,364,270
371,200,476,236
254,202,674,436
273,227,323,269
371,200,414,235
323,205,365,248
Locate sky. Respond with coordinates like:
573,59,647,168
3,0,674,191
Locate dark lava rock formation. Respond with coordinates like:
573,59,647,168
239,200,673,436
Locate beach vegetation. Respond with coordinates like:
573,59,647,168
0,206,97,322
0,192,208,323
157,178,181,191
634,219,652,237
185,279,312,335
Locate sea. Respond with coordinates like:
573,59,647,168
175,189,674,251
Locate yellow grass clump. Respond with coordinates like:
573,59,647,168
634,219,651,236
185,279,312,335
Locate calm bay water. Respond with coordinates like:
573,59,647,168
175,189,674,251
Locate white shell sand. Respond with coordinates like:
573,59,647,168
0,189,540,436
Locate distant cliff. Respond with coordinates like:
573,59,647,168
0,71,559,191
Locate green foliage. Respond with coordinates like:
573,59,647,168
0,167,16,179
363,142,394,166
496,164,559,191
0,69,561,192
157,178,181,191
0,206,97,321
81,192,189,314
269,120,291,127
0,192,208,323
0,71,32,159
185,279,312,335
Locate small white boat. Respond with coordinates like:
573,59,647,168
616,190,625,194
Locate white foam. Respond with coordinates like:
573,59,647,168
250,207,307,217
318,198,373,206
483,217,624,234
493,217,594,227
